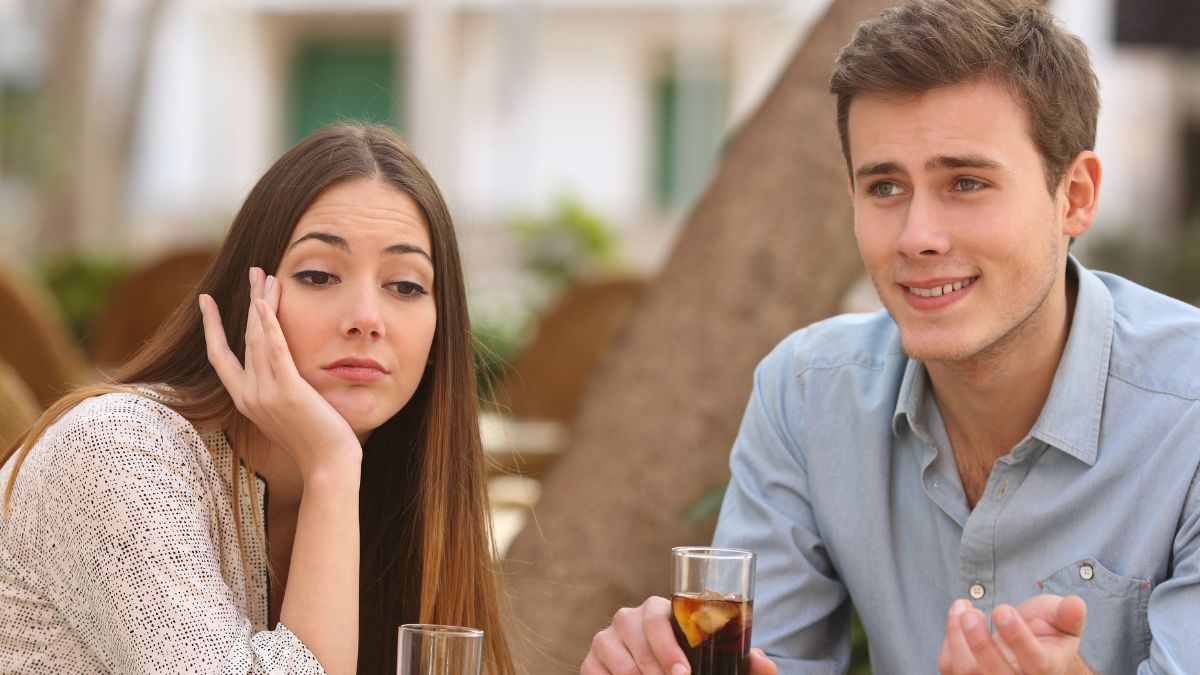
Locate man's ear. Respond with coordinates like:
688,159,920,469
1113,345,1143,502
1060,151,1102,239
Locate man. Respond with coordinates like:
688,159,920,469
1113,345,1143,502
581,0,1200,673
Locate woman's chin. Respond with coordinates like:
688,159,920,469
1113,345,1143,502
323,391,392,438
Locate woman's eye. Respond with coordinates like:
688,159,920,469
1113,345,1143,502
293,270,338,286
389,281,429,297
870,181,906,198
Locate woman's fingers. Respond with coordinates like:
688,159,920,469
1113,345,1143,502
255,296,301,384
198,293,244,401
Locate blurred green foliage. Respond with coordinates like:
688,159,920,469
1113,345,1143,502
508,198,621,292
473,199,624,400
472,313,526,407
39,255,129,343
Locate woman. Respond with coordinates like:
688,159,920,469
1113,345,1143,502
0,123,515,674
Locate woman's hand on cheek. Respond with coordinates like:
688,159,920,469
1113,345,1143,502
200,267,363,483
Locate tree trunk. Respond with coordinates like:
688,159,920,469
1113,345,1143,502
502,0,898,671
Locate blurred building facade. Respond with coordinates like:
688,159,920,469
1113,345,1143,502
0,0,1197,295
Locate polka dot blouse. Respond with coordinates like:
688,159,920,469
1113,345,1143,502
0,392,326,673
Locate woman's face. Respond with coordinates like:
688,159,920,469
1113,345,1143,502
275,178,438,441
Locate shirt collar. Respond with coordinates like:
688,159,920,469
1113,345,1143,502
891,255,1113,466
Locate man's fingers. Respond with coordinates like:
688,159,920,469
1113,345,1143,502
1052,595,1087,637
960,609,1017,674
993,604,1052,673
942,599,980,674
198,294,244,400
589,626,644,675
642,596,690,675
580,649,613,675
749,648,778,675
610,606,667,675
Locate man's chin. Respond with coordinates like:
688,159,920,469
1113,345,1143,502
899,334,978,364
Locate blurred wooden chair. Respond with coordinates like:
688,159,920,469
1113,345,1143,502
90,247,216,369
0,262,91,408
0,358,39,450
498,277,646,424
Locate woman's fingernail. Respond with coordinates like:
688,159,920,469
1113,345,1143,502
265,275,275,293
950,599,966,616
671,664,689,675
962,613,979,631
994,606,1013,626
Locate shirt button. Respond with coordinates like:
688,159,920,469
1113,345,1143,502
1080,564,1094,581
969,583,986,599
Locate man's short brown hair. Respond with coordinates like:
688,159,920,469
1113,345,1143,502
829,0,1099,193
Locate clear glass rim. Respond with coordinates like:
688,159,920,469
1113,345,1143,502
399,623,484,638
672,546,755,560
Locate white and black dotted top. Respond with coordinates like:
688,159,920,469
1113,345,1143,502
0,392,325,674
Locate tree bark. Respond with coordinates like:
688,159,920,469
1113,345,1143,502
502,0,898,671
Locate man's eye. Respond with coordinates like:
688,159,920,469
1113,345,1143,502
294,270,338,286
870,181,905,198
389,281,429,297
954,178,986,192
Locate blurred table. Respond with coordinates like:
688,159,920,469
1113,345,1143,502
480,412,567,478
481,412,566,556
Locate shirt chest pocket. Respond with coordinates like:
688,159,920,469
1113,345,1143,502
1037,557,1151,674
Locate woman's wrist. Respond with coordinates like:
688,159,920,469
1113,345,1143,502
300,451,363,492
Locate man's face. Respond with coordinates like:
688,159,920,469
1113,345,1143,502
848,79,1074,365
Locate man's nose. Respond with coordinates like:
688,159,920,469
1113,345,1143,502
895,192,951,257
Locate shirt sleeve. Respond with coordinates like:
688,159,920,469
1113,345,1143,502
712,340,851,674
1140,445,1200,675
13,396,327,675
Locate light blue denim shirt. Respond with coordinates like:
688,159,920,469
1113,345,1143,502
713,257,1200,674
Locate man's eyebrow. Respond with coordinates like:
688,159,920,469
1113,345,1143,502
288,232,433,263
926,154,1006,172
854,161,903,182
853,156,1008,183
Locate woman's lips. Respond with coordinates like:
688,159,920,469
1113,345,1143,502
323,358,388,382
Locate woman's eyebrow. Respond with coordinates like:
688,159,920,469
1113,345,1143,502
289,231,349,252
288,232,433,263
383,243,433,263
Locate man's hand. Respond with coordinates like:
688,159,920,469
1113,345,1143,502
581,596,778,674
938,595,1093,675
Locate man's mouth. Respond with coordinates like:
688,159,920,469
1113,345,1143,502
903,276,978,298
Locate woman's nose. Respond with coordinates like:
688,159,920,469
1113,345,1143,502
340,290,385,339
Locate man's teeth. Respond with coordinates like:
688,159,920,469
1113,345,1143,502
907,278,975,298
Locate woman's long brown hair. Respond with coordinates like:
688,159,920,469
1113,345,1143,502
1,123,514,675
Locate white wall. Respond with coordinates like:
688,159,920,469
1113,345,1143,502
1052,0,1187,240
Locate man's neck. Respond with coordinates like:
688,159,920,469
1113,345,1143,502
927,269,1078,468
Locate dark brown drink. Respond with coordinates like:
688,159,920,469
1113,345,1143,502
670,590,753,675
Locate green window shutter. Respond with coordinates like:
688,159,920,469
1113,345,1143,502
653,73,726,209
289,40,403,145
